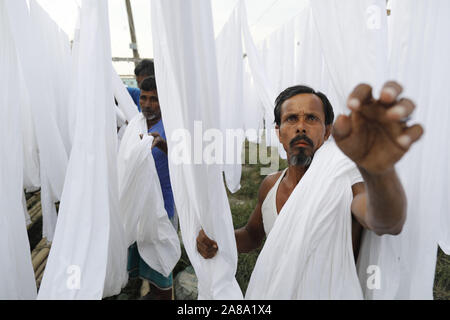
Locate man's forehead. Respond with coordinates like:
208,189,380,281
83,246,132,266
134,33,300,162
140,90,158,97
282,93,324,115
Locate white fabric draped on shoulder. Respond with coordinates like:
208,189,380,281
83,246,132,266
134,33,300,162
245,142,362,299
151,0,243,299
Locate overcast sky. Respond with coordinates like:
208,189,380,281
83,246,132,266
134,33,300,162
36,0,308,75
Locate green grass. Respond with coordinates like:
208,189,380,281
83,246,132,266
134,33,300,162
434,247,450,300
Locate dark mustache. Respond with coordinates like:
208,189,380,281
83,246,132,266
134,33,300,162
290,134,314,148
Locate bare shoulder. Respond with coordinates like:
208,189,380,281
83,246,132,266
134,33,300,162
258,170,285,203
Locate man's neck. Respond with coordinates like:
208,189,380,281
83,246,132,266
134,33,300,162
285,164,308,186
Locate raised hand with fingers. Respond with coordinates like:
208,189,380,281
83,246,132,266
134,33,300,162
332,81,424,174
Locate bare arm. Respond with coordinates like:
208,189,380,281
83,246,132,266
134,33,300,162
351,167,406,235
234,177,272,253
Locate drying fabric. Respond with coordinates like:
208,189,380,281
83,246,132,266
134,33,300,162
357,0,450,299
117,114,180,277
242,62,265,143
19,67,40,191
310,0,389,114
38,0,127,299
240,1,286,159
246,142,363,299
4,0,70,242
216,4,245,193
151,0,243,299
112,69,139,122
0,2,37,299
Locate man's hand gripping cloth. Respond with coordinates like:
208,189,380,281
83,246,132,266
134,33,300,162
117,114,181,277
245,141,363,299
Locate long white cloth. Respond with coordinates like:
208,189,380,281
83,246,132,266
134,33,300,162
4,0,70,242
240,1,286,159
310,0,389,113
216,4,245,193
38,0,127,299
246,142,362,299
151,0,243,299
0,2,37,299
117,114,181,277
357,0,450,299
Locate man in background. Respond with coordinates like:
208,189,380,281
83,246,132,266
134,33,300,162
127,76,177,300
126,59,155,112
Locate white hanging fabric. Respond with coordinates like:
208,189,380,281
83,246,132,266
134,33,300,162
240,1,286,159
112,69,139,123
31,1,73,156
246,142,363,299
38,0,127,299
309,0,389,114
357,0,450,299
4,0,70,242
242,61,265,143
216,4,245,193
151,0,243,299
0,1,38,300
117,114,181,277
19,66,40,191
258,18,296,95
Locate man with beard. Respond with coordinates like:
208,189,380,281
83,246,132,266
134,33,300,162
127,76,177,300
196,82,423,297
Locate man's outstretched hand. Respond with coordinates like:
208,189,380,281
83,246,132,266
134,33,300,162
332,81,424,174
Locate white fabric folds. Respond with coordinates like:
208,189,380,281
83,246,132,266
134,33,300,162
4,0,70,242
0,2,37,299
151,0,243,299
216,4,245,193
357,0,450,299
117,114,181,277
38,0,127,299
246,142,362,299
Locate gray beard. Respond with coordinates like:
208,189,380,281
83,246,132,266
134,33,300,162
289,149,312,167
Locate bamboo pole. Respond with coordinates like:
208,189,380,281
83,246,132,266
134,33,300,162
34,257,48,280
31,238,47,259
26,193,40,209
32,247,49,271
28,201,41,218
30,207,42,221
125,0,140,67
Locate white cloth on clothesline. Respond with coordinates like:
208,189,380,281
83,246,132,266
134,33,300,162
151,0,243,299
246,141,363,299
0,1,37,299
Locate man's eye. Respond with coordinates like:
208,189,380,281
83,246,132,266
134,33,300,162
307,115,318,121
287,115,297,122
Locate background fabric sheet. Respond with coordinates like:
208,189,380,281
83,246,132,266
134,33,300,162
151,0,243,299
